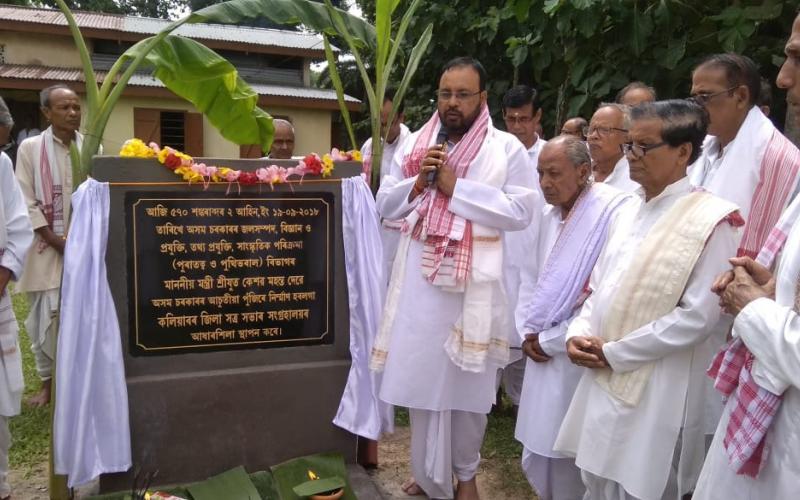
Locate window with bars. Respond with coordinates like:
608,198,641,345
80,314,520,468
133,108,203,156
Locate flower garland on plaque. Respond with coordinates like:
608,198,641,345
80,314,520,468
119,138,362,189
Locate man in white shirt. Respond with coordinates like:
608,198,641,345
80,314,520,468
361,88,411,185
586,103,640,192
688,54,800,478
361,89,411,282
498,84,547,412
267,119,295,159
372,57,536,500
515,135,632,500
689,52,800,261
554,100,740,500
16,84,82,407
0,96,34,500
503,85,546,179
693,16,800,499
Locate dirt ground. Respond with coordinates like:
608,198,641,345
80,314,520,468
8,461,49,500
10,425,535,500
372,426,535,500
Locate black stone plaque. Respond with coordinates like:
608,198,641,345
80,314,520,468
126,192,334,355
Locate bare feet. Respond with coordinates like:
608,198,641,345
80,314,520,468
26,379,51,407
401,477,424,496
455,477,480,500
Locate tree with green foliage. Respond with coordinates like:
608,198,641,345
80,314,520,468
14,0,188,18
357,0,795,136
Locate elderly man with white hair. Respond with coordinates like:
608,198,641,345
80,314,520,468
0,96,35,500
515,135,633,500
585,103,640,192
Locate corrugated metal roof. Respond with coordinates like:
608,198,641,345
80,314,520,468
123,17,326,51
0,5,326,52
0,64,358,103
124,74,358,103
0,65,81,81
0,5,124,30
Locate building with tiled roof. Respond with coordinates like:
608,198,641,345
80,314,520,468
0,4,360,157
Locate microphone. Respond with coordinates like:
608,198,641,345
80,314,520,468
428,122,448,185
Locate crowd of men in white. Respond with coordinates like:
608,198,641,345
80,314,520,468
0,13,797,500
359,14,800,500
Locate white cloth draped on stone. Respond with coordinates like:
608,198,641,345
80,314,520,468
333,175,394,440
54,179,131,488
594,191,739,406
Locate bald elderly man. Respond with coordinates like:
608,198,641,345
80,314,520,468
267,119,296,159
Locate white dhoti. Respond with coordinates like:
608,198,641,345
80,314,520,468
0,290,24,499
409,409,486,499
580,470,679,500
522,448,583,500
25,288,59,380
579,445,681,500
580,471,640,500
380,222,402,286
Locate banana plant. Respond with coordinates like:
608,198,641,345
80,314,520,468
321,0,433,190
53,0,376,185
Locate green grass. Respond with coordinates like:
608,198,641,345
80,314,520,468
481,398,529,498
8,291,50,473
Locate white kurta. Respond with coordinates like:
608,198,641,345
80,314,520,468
553,177,738,500
375,127,537,413
526,137,547,188
688,107,785,222
363,125,412,283
501,138,545,401
693,208,800,500
362,123,412,187
0,151,34,500
515,198,629,460
0,152,33,417
687,108,783,441
0,153,33,295
515,205,583,457
603,157,640,193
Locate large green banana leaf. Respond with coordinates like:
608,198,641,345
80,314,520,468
186,0,377,50
124,35,274,152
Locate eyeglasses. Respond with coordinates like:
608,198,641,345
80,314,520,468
503,114,534,125
620,141,669,158
0,139,15,153
583,126,628,138
436,90,482,102
686,86,739,106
